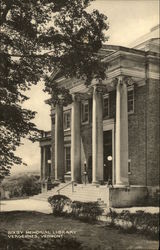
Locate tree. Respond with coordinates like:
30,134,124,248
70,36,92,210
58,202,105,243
0,0,109,180
2,174,41,197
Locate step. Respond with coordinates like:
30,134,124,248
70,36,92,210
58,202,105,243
30,184,109,204
31,193,108,201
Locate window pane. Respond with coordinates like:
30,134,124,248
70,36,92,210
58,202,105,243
82,102,89,123
128,89,134,113
65,146,71,172
52,115,55,125
64,111,71,129
103,97,109,117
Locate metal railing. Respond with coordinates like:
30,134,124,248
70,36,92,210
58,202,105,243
56,181,75,195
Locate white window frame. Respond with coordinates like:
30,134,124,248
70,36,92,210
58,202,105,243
103,94,109,118
63,110,71,131
128,86,134,114
81,100,89,124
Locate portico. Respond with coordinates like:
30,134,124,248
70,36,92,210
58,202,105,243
51,75,130,186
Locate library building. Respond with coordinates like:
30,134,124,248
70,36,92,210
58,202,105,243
39,25,160,207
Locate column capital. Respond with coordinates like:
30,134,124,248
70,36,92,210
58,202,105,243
123,76,135,87
111,76,135,87
72,93,82,102
92,83,107,94
57,99,64,106
51,92,72,107
72,92,91,101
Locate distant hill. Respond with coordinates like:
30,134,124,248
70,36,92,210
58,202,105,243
3,171,40,183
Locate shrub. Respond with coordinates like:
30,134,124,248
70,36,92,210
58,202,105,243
48,195,103,221
70,201,103,222
48,195,71,216
106,209,159,239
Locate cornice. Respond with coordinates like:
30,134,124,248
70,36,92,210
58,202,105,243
106,68,146,80
49,67,159,98
102,50,146,63
145,54,160,63
148,71,160,80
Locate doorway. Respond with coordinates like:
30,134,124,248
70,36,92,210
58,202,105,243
88,156,92,183
103,130,112,183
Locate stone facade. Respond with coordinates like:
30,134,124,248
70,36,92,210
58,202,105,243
39,26,160,204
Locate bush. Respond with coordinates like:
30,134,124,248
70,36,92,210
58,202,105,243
70,201,103,222
48,195,71,216
2,175,41,198
48,195,103,222
106,209,159,239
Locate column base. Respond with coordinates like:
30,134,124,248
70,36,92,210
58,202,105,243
114,182,129,187
115,177,129,187
114,185,129,189
55,178,64,183
92,181,99,185
92,180,105,185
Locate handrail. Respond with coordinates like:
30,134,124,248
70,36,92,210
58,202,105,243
56,181,75,195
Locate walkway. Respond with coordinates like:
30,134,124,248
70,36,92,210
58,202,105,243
0,199,52,214
0,198,159,214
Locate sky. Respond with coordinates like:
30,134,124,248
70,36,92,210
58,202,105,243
11,0,159,174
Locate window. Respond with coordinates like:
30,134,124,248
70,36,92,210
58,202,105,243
65,146,71,172
128,159,131,174
52,115,55,125
81,101,89,124
103,95,109,118
128,88,134,113
63,110,71,130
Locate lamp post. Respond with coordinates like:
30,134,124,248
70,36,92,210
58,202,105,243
47,159,51,179
107,156,112,186
83,161,87,185
47,159,52,190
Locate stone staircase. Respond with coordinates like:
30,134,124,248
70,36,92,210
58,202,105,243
30,183,109,209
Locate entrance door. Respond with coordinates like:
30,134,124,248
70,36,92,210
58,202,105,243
88,156,92,183
103,130,112,183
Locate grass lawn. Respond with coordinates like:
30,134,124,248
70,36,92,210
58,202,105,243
0,211,159,250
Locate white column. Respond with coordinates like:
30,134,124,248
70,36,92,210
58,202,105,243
51,115,55,181
71,94,81,182
55,103,64,181
42,146,46,180
115,77,129,186
92,85,104,183
40,147,43,181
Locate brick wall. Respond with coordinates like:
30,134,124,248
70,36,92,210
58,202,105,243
128,85,146,185
146,79,160,186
